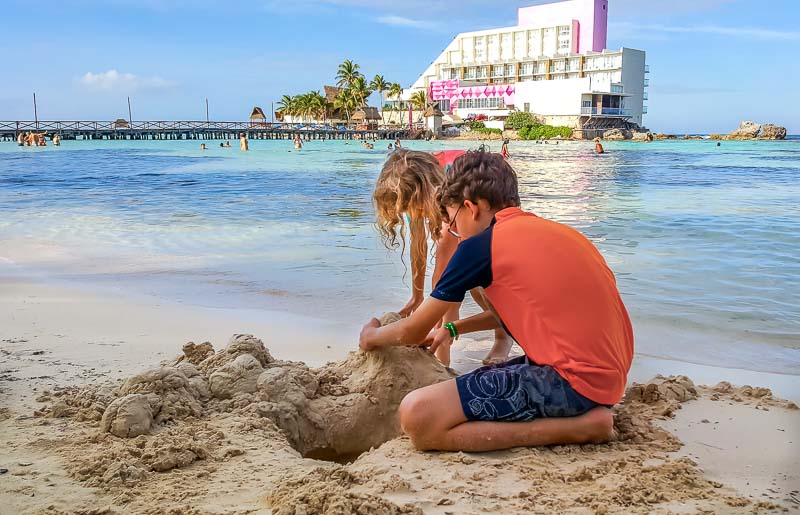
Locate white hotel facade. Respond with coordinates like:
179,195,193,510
403,0,648,131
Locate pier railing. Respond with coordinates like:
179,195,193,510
0,120,293,132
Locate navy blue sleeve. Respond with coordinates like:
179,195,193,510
431,225,494,302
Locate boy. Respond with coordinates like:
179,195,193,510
359,149,633,452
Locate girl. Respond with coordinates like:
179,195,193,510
373,149,512,366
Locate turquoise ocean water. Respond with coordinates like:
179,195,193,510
1,138,798,374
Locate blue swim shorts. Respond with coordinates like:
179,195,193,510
455,356,598,422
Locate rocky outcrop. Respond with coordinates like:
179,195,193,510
603,128,632,140
728,121,761,139
759,124,787,140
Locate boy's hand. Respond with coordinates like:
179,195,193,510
399,294,424,317
359,318,381,351
425,326,454,355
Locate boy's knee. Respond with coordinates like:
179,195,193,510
399,390,428,437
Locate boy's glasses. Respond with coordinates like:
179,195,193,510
447,204,462,238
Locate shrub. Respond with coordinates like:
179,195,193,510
473,127,502,135
516,123,572,140
465,120,486,129
505,111,538,130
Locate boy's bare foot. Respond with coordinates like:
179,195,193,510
579,407,616,444
481,331,513,365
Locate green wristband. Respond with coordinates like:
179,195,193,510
444,322,458,339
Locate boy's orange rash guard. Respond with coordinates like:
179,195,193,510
431,207,634,405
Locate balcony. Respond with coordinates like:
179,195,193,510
644,78,650,87
581,107,633,117
645,64,650,74
643,92,648,100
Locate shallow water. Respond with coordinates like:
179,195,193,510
1,137,798,373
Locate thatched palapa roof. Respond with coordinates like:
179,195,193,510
250,106,266,121
423,103,444,118
351,106,381,121
324,85,344,103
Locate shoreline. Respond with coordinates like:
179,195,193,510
1,274,798,513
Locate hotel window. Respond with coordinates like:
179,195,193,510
477,66,488,79
505,64,515,76
460,97,505,109
475,36,485,60
492,66,504,78
501,33,512,59
464,67,476,79
437,99,451,112
611,84,623,93
558,26,570,36
527,30,540,57
487,34,499,60
558,40,570,50
524,102,530,113
520,63,533,76
515,32,525,57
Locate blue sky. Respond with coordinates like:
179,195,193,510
1,0,798,133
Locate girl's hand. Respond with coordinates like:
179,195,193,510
359,318,381,351
425,326,453,355
399,294,424,317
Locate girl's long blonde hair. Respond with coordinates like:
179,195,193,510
373,150,444,253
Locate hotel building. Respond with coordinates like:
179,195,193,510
404,0,648,132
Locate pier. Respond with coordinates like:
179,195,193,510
0,120,411,142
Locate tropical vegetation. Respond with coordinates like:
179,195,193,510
277,60,405,125
518,124,573,140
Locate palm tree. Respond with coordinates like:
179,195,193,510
309,91,328,123
388,82,403,125
370,75,389,125
410,90,428,111
350,75,371,110
335,60,362,89
277,95,295,121
333,89,356,124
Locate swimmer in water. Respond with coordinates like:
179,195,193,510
500,139,510,159
200,143,207,150
594,138,605,154
240,133,249,151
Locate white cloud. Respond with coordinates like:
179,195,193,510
376,15,438,30
79,70,176,91
611,22,800,41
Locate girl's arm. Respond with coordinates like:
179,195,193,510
399,217,427,316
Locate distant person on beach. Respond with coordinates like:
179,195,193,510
360,149,632,452
371,149,512,367
594,138,605,154
240,133,248,151
500,139,510,159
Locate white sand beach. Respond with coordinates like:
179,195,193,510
1,273,798,514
